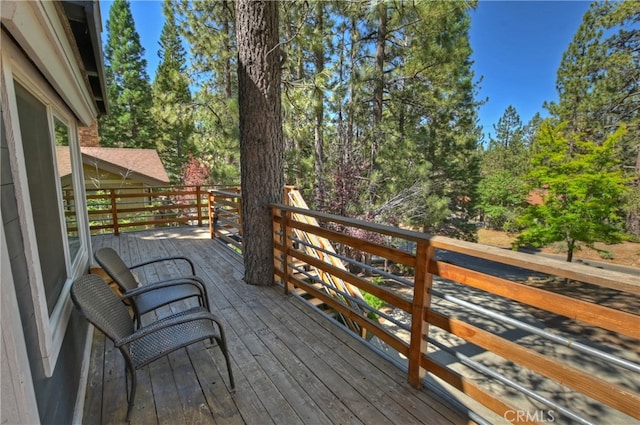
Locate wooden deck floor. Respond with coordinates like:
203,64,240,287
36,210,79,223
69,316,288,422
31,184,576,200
84,227,469,425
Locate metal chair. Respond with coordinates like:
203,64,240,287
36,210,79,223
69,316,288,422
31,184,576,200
71,274,235,421
94,247,210,327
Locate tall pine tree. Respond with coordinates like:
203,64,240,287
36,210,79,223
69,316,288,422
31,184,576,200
173,0,240,184
478,106,531,230
100,0,156,149
237,0,284,286
546,0,639,234
279,1,333,207
370,1,482,239
172,0,482,239
152,1,195,183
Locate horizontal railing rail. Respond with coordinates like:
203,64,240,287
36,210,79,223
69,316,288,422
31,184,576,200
270,202,640,425
77,185,223,235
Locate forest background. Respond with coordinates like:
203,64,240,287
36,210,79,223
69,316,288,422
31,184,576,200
97,0,639,263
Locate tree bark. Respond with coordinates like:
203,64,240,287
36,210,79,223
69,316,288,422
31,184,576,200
236,0,284,286
313,2,326,210
222,1,233,99
373,1,386,127
366,1,386,204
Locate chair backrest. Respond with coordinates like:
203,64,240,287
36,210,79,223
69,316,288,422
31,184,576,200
71,274,134,342
94,247,139,292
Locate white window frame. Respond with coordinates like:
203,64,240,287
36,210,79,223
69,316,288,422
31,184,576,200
1,38,91,377
51,112,88,275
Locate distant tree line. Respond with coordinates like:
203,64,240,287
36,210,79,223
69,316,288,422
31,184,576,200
99,0,638,262
100,0,481,240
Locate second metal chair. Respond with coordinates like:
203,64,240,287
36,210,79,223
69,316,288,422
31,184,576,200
94,247,210,327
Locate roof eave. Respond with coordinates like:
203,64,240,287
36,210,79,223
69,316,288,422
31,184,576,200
60,1,109,116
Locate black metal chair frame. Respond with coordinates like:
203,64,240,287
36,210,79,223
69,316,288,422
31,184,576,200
71,274,235,421
94,247,211,327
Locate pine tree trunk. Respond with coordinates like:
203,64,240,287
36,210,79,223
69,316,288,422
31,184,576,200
313,2,326,209
236,0,284,286
367,2,386,203
373,1,386,127
222,3,233,99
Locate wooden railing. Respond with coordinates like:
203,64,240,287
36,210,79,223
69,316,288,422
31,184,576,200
270,203,640,424
208,188,243,250
82,185,220,235
207,186,640,422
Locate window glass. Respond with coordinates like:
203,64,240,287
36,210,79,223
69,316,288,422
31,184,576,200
14,81,67,314
54,118,80,262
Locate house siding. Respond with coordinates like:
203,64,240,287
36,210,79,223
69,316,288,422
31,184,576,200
33,311,87,423
83,164,156,189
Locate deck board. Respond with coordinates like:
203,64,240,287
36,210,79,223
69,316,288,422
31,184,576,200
82,329,105,424
83,227,469,425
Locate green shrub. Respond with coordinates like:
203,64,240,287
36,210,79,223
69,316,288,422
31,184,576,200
598,250,614,260
361,277,387,321
363,291,386,311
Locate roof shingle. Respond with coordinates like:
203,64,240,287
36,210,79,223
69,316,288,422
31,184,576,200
56,146,170,185
81,147,169,184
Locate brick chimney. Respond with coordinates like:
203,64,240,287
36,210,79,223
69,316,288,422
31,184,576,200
78,120,100,147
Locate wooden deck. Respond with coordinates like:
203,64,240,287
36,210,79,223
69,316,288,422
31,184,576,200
84,227,469,425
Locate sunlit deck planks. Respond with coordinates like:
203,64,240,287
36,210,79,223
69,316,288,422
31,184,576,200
83,227,469,425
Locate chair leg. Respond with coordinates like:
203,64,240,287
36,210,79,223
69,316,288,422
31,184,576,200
125,365,137,421
200,296,217,345
217,329,235,391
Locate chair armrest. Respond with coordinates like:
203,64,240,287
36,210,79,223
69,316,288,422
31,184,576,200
151,275,209,300
129,256,196,275
114,307,222,347
122,278,206,299
152,275,206,289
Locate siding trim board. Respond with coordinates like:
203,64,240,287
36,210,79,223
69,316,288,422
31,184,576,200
1,217,41,425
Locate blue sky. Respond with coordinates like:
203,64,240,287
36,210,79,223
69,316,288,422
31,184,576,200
99,0,591,139
469,1,590,139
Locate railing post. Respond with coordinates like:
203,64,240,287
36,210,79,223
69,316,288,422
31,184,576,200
408,241,434,388
196,185,203,226
110,188,119,236
281,207,293,295
236,193,243,239
208,190,216,239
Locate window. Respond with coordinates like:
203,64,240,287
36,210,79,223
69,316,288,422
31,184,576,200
3,52,90,375
54,117,81,263
2,14,96,377
14,82,68,314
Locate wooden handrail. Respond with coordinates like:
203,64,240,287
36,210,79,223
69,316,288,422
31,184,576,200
270,201,640,423
207,186,639,422
78,185,224,235
276,204,640,294
208,188,243,251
